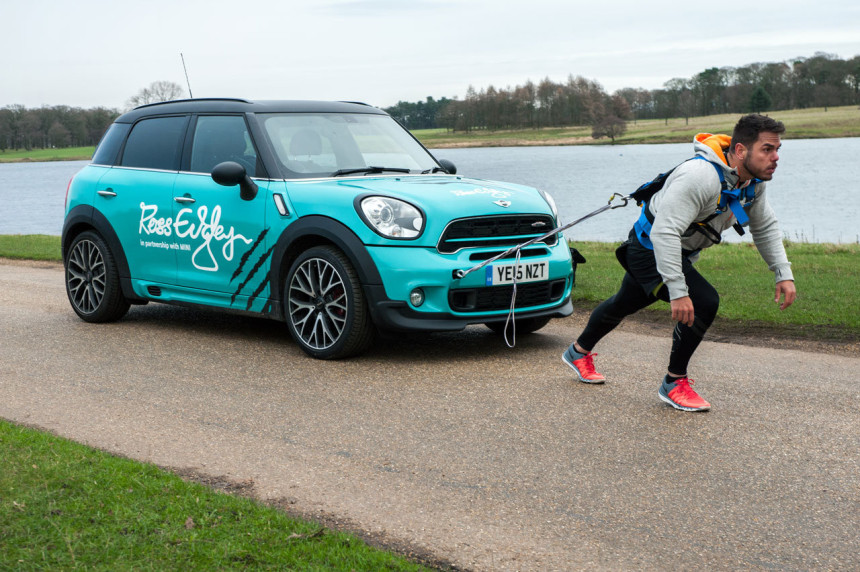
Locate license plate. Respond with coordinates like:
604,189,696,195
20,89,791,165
486,261,548,285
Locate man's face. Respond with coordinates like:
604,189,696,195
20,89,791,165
740,131,781,181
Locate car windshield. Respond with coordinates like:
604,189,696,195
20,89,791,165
259,112,439,179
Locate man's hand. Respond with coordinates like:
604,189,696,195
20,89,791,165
775,280,796,310
671,296,695,327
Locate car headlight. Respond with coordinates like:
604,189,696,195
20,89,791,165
359,196,424,239
538,189,559,222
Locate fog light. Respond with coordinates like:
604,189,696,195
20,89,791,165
410,288,425,307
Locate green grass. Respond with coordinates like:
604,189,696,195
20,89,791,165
416,105,860,148
0,235,61,260
2,234,858,334
570,240,860,333
0,146,94,163
0,419,431,571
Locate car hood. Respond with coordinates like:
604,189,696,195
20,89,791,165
289,174,552,217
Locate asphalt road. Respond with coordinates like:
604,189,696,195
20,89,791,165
1,260,858,571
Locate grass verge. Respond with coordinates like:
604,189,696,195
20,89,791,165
0,419,433,571
570,240,860,340
2,234,858,337
0,234,62,261
0,147,94,163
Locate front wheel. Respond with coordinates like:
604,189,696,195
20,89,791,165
284,245,375,359
65,231,130,323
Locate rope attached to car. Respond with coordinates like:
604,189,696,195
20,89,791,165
454,193,632,348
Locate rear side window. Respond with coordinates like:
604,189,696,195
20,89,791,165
120,116,188,170
91,123,130,166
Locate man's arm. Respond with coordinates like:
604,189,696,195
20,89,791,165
650,163,716,300
747,187,796,309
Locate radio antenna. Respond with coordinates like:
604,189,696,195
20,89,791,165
180,52,194,98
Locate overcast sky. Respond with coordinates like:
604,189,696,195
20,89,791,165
4,0,859,111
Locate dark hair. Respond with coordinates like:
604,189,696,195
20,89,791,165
731,114,785,150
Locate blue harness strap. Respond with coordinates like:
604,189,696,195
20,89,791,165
632,207,656,249
717,180,758,226
633,156,758,250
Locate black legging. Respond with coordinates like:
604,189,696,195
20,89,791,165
576,260,720,377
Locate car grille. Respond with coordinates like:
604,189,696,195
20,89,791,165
437,215,557,254
449,279,567,312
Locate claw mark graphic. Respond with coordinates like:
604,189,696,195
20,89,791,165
231,243,276,305
231,228,269,283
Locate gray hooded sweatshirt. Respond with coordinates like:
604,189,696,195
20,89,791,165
647,134,794,300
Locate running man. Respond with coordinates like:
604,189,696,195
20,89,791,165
563,114,796,411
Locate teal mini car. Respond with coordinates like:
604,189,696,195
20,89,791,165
63,99,573,359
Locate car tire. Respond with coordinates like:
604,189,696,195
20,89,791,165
64,230,130,323
484,316,551,336
284,245,375,359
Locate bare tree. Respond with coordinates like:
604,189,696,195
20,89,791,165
126,81,185,109
591,115,627,144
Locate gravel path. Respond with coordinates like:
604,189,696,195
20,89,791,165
2,260,858,570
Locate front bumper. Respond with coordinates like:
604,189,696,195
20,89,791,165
362,244,574,332
365,284,573,332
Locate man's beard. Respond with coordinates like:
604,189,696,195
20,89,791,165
744,156,775,181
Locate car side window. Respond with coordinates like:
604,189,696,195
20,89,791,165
92,123,131,166
189,115,257,177
120,116,187,171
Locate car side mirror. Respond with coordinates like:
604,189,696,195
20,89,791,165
211,161,258,201
438,159,457,175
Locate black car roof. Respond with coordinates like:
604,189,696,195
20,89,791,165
115,98,388,123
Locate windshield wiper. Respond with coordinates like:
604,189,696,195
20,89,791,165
420,167,448,174
331,166,411,177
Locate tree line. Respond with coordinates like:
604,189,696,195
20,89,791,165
2,52,858,152
0,81,186,153
384,52,860,136
0,105,119,152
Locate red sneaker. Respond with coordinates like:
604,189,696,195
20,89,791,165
562,347,605,383
658,376,711,411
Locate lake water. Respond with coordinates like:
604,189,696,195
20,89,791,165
1,138,858,243
435,138,860,244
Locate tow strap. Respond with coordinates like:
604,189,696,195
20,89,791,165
454,192,633,348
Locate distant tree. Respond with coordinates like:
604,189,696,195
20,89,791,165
609,93,633,120
848,55,860,101
749,86,773,113
692,67,727,115
48,121,71,147
591,115,627,143
126,81,185,109
18,110,41,150
0,108,12,151
614,88,653,122
436,98,459,132
815,84,842,111
384,96,452,130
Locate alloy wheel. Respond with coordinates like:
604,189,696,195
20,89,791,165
67,239,106,315
288,257,348,351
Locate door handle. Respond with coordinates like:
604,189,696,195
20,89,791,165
174,196,196,204
97,188,117,197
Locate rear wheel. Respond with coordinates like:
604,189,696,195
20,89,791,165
65,231,130,322
485,316,551,336
284,245,374,359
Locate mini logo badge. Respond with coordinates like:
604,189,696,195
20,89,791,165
494,200,512,208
